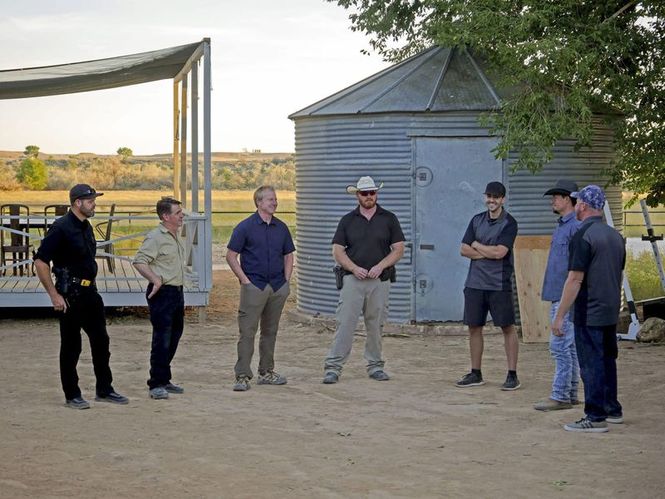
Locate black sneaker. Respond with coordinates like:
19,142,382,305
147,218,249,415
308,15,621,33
501,373,521,391
369,370,390,381
322,372,339,384
95,391,129,404
65,396,90,410
164,382,184,394
455,371,485,387
564,417,608,433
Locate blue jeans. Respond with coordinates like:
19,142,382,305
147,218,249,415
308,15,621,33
574,324,623,422
147,284,185,389
549,302,579,403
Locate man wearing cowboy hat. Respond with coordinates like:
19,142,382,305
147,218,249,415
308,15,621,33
322,176,405,384
534,179,582,412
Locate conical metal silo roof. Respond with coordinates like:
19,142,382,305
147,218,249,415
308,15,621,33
290,46,504,118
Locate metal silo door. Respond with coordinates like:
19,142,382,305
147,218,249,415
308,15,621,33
414,137,502,321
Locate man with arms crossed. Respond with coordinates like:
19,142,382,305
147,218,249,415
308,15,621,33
226,185,295,392
322,176,405,384
534,180,581,411
456,181,520,390
133,197,186,400
552,185,625,433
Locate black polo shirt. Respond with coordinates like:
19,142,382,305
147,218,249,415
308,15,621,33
568,216,625,327
35,210,98,280
332,204,405,281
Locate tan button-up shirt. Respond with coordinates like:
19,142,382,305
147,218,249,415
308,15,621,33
133,224,186,286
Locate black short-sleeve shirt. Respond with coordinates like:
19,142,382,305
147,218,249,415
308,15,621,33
332,204,405,281
462,209,518,291
568,216,625,327
34,211,98,280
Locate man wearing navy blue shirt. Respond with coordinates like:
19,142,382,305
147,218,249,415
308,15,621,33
553,185,625,433
226,185,295,392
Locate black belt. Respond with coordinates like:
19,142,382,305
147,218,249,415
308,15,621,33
162,284,183,291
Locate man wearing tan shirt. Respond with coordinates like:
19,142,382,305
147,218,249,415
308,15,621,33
133,197,186,400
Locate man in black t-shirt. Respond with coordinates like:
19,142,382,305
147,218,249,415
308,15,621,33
322,176,405,384
34,184,128,410
456,181,520,391
552,185,625,433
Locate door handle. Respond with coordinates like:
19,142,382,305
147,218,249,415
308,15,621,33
420,244,435,250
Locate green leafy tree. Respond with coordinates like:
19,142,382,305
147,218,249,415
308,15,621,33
117,147,133,162
331,0,664,204
24,145,40,158
17,157,48,190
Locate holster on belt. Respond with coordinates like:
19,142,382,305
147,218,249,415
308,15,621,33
53,267,71,297
53,268,93,298
333,265,346,290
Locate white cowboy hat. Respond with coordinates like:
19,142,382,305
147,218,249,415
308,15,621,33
346,176,384,194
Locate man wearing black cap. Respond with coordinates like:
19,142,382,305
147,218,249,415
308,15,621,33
534,180,581,411
34,184,128,409
457,181,520,390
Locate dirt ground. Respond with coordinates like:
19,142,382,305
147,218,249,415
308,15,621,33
1,270,665,499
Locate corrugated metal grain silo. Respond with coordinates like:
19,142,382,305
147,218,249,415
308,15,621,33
289,46,620,324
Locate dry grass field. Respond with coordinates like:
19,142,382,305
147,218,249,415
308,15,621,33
0,189,295,213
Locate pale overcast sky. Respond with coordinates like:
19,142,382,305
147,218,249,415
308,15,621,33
0,0,387,154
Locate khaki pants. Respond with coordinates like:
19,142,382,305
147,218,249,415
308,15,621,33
324,275,391,377
235,282,290,378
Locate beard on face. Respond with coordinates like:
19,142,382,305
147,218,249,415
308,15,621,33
359,196,377,209
79,203,95,218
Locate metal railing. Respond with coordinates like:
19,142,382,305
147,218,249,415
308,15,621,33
623,208,665,237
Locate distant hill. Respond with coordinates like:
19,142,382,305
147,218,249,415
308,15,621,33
0,150,296,191
0,150,293,162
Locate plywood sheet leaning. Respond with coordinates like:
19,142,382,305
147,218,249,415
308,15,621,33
514,236,552,343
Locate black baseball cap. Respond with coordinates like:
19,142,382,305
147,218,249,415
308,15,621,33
69,184,104,204
544,179,578,196
484,181,506,197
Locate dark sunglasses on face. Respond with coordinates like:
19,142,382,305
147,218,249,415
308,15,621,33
359,190,377,197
